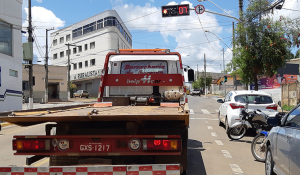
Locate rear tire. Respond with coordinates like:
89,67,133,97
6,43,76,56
251,134,267,162
227,126,247,140
265,145,275,175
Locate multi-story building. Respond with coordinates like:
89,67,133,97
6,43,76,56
50,10,132,97
0,0,23,112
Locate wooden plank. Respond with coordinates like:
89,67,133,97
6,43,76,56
0,106,189,126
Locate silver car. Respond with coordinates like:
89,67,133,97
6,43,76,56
265,103,300,175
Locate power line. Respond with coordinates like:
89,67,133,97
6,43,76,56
197,14,218,53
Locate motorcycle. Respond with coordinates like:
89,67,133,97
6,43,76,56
227,106,270,140
251,102,285,162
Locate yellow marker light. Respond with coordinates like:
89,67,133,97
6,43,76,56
170,140,178,150
16,140,23,150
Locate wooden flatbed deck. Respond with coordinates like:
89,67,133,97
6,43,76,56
0,104,189,126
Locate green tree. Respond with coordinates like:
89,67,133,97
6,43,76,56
192,73,212,90
295,49,300,58
232,0,294,91
70,82,77,98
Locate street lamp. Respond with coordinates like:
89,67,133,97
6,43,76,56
204,30,232,51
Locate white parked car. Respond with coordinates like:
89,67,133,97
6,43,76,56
217,91,278,132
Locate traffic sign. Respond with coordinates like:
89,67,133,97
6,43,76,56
195,5,205,14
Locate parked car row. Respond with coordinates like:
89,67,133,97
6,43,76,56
216,90,300,174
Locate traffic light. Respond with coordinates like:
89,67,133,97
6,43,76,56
161,4,190,18
224,76,227,82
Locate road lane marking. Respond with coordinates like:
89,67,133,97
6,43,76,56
215,110,219,112
201,109,211,114
215,140,223,145
221,150,232,158
189,109,195,114
6,122,51,135
230,164,244,174
207,126,213,129
190,118,218,120
211,132,217,137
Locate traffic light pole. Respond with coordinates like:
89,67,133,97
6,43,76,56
204,54,206,97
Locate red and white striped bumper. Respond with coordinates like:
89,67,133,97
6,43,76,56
0,164,180,175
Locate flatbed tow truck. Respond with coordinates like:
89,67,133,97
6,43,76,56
0,49,193,175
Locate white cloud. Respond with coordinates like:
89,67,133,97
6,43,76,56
113,1,231,72
22,6,65,64
36,0,43,3
267,1,300,20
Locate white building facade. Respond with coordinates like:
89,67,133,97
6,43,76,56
0,0,23,112
51,10,132,97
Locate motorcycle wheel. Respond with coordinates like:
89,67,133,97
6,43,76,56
227,126,247,140
251,134,266,162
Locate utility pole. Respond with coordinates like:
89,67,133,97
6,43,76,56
28,0,33,108
204,54,206,97
45,28,54,103
233,21,237,90
65,43,76,101
223,48,226,96
197,64,198,80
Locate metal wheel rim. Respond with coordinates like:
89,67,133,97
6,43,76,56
265,150,272,175
253,136,266,160
229,127,246,139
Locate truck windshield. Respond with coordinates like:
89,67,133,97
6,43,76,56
121,61,167,74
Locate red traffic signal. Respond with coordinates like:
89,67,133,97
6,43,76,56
161,4,190,18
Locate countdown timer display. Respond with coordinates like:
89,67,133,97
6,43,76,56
161,4,190,17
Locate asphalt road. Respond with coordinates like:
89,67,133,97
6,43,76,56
187,95,264,175
0,96,265,174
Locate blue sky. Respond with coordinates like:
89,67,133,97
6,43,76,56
21,0,299,72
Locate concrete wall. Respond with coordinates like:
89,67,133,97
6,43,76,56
22,64,68,103
281,82,300,106
0,0,23,112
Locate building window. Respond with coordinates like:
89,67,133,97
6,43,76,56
73,63,77,70
53,53,57,59
73,48,77,54
0,21,12,56
78,46,82,52
83,22,96,35
60,51,64,58
22,81,29,90
97,19,103,29
85,60,88,67
79,62,82,69
72,27,82,38
90,59,95,66
66,34,71,42
9,69,18,77
85,44,88,51
104,16,116,27
53,39,57,46
60,37,64,44
90,42,95,49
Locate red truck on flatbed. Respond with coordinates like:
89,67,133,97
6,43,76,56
0,49,193,175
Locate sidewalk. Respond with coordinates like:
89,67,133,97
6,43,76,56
1,98,97,128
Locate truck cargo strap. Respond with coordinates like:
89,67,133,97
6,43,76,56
0,164,180,175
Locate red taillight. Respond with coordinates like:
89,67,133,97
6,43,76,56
229,103,245,109
13,139,50,151
266,104,277,110
149,98,155,103
143,139,181,151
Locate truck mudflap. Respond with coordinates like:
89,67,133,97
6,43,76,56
0,164,181,175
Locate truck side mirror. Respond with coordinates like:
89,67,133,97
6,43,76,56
267,117,281,127
188,69,194,82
